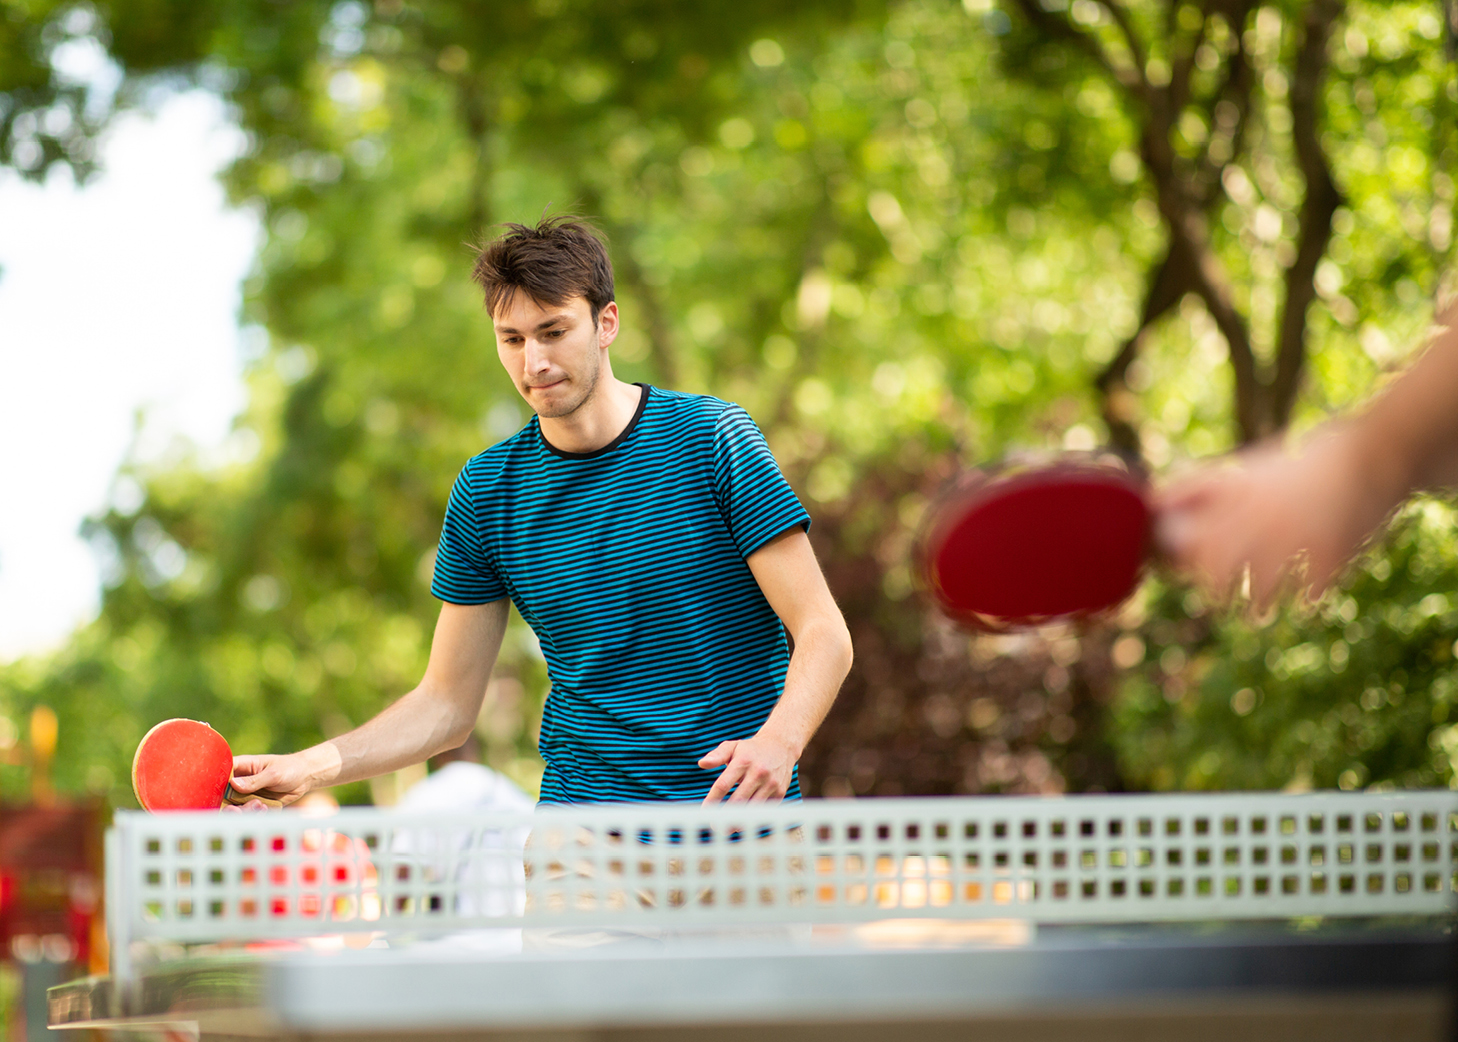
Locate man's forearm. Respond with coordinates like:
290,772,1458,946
301,683,479,790
238,600,508,798
757,615,853,756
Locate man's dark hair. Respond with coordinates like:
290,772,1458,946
471,216,615,322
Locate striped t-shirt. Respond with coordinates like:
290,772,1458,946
431,384,811,803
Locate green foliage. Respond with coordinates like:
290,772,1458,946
1117,500,1458,793
0,0,1455,804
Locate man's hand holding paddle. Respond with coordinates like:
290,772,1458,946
228,745,339,810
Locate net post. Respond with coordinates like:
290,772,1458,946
104,822,132,987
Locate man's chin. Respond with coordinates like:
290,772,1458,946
526,379,595,419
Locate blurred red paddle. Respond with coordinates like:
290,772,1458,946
132,718,286,811
918,459,1153,630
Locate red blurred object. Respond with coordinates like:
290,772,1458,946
252,829,378,921
919,460,1153,630
0,802,105,967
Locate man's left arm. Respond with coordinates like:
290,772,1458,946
699,528,853,803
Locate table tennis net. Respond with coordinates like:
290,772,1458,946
109,792,1457,954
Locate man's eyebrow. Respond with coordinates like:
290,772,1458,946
495,314,572,335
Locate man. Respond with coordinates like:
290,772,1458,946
231,217,853,805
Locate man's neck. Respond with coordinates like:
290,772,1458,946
539,377,643,454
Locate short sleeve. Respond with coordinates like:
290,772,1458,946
431,464,508,604
712,405,811,558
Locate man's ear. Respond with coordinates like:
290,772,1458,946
597,301,620,349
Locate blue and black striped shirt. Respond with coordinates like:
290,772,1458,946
431,384,811,803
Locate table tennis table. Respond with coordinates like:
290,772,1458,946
49,791,1456,1041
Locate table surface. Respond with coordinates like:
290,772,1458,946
49,920,1455,1042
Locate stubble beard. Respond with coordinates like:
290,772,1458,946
532,342,601,420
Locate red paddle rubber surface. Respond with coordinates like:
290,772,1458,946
921,464,1152,629
132,718,234,811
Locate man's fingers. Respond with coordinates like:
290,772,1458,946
698,741,736,769
220,797,270,815
228,768,274,794
703,760,748,804
230,756,282,793
725,764,776,803
702,738,794,804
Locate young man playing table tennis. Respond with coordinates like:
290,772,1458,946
230,217,853,806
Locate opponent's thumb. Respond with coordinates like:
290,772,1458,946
1152,506,1195,567
698,741,736,768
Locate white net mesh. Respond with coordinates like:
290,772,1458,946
109,790,1458,968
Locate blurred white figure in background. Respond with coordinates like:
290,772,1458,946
397,731,534,819
392,732,533,946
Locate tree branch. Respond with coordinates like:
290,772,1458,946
1167,7,1210,115
1097,243,1201,400
1096,0,1150,86
1007,0,1144,93
1125,3,1263,442
1157,186,1264,440
1095,243,1200,462
1271,0,1346,426
1193,5,1257,203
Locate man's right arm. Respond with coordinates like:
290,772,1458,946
229,599,509,805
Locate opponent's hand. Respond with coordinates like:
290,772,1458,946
699,734,798,804
1157,426,1403,609
227,753,318,811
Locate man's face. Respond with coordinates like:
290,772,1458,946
493,294,619,419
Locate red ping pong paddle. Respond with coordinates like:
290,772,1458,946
918,459,1153,630
132,718,288,811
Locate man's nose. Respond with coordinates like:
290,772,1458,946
523,337,552,373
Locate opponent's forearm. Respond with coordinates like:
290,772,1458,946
1351,302,1458,498
757,614,853,756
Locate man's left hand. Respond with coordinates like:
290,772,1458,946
699,734,798,803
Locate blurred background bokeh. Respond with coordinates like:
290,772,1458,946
1,0,1456,1030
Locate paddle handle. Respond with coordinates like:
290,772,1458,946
223,783,289,809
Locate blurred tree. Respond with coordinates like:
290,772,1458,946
0,0,104,177
1004,0,1453,452
1116,501,1458,793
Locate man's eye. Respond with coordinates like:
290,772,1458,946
548,329,565,338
